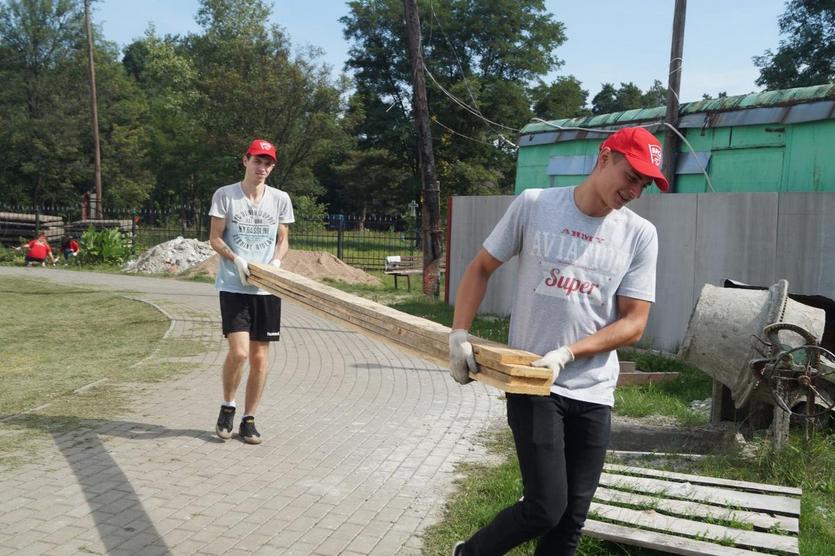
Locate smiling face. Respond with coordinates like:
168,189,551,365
596,149,652,210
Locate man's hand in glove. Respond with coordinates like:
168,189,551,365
531,346,574,383
448,329,477,384
233,255,250,284
270,258,282,269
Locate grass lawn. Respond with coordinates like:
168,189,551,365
0,276,201,468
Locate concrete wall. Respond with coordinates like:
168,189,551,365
448,192,835,352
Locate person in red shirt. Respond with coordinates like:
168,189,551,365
61,235,79,260
24,233,56,266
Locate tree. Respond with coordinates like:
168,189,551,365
185,0,347,204
755,0,835,89
591,81,666,114
0,0,86,206
341,0,567,202
530,76,590,120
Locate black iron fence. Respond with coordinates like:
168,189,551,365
0,205,427,271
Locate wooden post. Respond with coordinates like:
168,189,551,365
403,0,443,297
84,0,103,218
662,0,686,192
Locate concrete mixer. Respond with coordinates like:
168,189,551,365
679,279,835,442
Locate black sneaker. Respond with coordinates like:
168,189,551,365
452,541,465,555
239,416,262,444
215,405,236,440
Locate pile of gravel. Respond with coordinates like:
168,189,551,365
123,237,215,274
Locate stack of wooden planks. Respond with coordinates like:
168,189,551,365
471,344,552,395
248,262,551,394
0,212,64,244
248,263,676,396
583,463,801,555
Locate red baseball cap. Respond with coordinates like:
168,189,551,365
246,139,277,161
599,127,669,192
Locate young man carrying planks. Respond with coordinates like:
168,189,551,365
209,138,295,444
449,127,667,555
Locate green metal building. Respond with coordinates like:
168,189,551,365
515,84,835,194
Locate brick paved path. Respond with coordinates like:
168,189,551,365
0,268,505,555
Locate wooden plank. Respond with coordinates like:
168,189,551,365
593,487,799,534
604,463,803,497
582,519,768,556
599,473,801,515
589,502,798,554
475,366,552,391
467,368,550,396
472,344,539,366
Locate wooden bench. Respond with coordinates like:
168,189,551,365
384,255,445,291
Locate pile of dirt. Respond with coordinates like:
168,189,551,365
182,250,382,286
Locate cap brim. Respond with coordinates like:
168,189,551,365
248,150,277,161
624,154,669,192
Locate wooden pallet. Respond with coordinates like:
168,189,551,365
583,464,801,555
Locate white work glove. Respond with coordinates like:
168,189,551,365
233,255,250,284
531,346,574,383
270,258,281,269
448,329,477,385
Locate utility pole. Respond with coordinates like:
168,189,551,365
663,0,686,192
84,0,103,218
403,0,443,298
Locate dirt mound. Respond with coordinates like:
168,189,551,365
183,250,382,286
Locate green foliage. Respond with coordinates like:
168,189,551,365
0,244,19,264
291,195,327,233
530,76,590,120
755,0,835,89
591,80,668,115
78,226,133,266
338,0,567,203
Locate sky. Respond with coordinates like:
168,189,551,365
94,0,789,104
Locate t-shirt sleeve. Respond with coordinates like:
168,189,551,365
482,192,530,262
208,188,226,218
617,222,658,302
278,193,295,224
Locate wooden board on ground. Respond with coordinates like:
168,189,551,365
584,465,801,555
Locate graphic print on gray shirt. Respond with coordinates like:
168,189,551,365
483,186,658,406
209,182,295,295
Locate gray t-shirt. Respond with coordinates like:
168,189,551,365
483,186,658,406
209,182,295,294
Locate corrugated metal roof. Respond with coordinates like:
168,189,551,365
520,84,835,136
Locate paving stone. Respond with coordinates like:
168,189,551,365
0,268,505,555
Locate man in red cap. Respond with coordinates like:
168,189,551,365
209,138,295,444
448,126,665,555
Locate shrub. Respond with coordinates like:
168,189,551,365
292,195,327,233
78,226,133,266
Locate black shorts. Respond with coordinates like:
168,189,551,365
219,292,282,341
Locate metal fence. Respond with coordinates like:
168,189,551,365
0,205,427,271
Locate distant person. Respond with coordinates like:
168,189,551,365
24,233,57,266
448,127,666,555
208,139,295,444
61,235,79,260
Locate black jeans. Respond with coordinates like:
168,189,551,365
464,393,611,556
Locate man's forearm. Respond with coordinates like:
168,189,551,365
567,316,646,359
210,238,237,262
